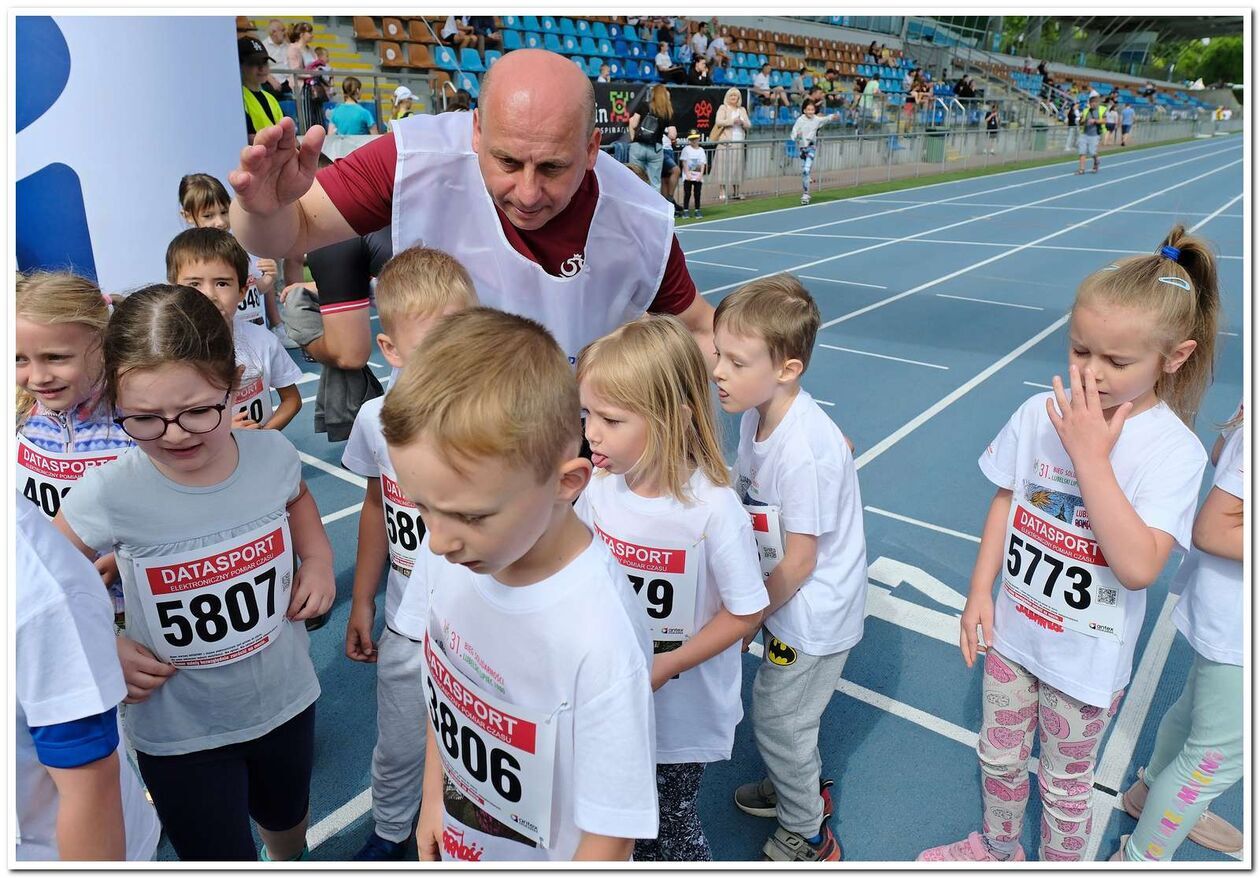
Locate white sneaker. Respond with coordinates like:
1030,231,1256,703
273,325,299,350
801,193,811,205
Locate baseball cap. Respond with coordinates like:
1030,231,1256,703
238,36,270,65
394,85,415,102
686,129,701,140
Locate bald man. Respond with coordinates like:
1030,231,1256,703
230,49,713,366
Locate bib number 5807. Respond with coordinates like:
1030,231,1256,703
1006,533,1092,610
426,678,522,802
155,568,278,646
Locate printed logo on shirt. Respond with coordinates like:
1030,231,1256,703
441,823,487,861
559,252,585,278
1023,480,1090,532
443,621,507,696
1033,456,1079,491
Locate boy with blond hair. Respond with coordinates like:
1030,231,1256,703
166,228,303,431
712,274,867,862
340,247,479,860
382,308,658,862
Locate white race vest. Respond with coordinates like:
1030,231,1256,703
745,504,786,580
424,632,557,855
232,372,273,427
391,113,676,364
133,518,293,668
1001,497,1125,643
381,471,420,580
16,435,122,520
592,520,700,642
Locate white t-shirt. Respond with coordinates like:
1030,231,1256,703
679,144,707,181
262,36,287,66
233,320,302,427
15,500,160,862
394,535,657,861
655,50,673,72
753,71,770,91
979,393,1206,706
735,389,868,655
1172,424,1243,666
575,470,767,764
707,36,727,59
441,15,467,39
690,32,708,57
342,395,417,630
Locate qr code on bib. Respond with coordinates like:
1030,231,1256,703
763,547,778,560
1097,587,1117,607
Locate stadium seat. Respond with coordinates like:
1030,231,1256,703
640,60,659,81
592,21,609,39
606,22,623,40
608,58,625,79
559,17,577,35
524,31,544,49
408,19,436,43
379,41,405,67
459,47,484,72
484,49,502,67
582,56,600,77
353,17,381,39
455,71,479,97
597,38,614,57
432,45,459,70
407,43,435,69
712,65,727,84
544,32,563,53
627,42,644,59
733,52,747,68
499,15,522,30
777,105,797,125
570,55,587,71
613,39,629,58
521,16,540,32
502,29,523,50
735,68,752,86
539,16,557,32
561,33,579,53
752,105,774,127
579,36,598,56
758,53,768,66
382,17,405,40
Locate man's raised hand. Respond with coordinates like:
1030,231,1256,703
228,118,325,217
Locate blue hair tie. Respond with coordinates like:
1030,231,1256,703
1160,244,1181,261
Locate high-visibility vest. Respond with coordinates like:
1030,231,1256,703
1080,104,1108,134
243,86,282,134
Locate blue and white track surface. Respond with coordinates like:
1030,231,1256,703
159,135,1246,862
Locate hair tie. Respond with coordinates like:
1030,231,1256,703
1157,276,1192,291
1099,262,1121,272
1159,244,1181,262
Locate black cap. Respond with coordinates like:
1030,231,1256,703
238,36,270,64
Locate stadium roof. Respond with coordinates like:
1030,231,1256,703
1063,15,1244,43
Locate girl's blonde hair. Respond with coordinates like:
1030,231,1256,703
16,271,110,424
103,285,237,406
577,315,729,503
178,173,230,221
1075,224,1219,425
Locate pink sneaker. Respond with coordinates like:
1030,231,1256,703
917,832,1026,862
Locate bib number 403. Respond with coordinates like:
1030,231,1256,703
426,677,522,802
1006,533,1092,610
155,568,277,647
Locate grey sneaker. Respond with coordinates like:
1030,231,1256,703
734,777,834,820
762,824,842,861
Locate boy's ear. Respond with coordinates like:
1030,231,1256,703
776,357,804,383
377,332,404,369
555,452,593,504
232,363,245,390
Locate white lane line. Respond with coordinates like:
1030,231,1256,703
686,258,759,271
296,372,321,385
936,293,1045,311
1084,594,1180,863
301,394,316,403
298,451,367,488
309,788,373,850
369,361,385,369
864,506,981,543
854,314,1070,472
320,503,363,525
1188,192,1244,232
1023,381,1053,390
814,399,836,407
701,146,1240,301
770,232,1247,261
1220,331,1239,337
818,343,949,371
819,156,1242,329
370,314,379,322
856,199,1235,218
801,275,889,289
685,140,1226,259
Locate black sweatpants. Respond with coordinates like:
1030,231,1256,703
683,180,703,211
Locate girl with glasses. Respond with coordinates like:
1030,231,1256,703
53,285,335,861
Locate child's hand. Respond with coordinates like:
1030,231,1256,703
280,282,312,304
256,257,279,277
416,799,444,861
94,552,120,586
650,653,678,691
288,558,336,621
117,636,177,704
232,410,260,430
959,592,994,669
1046,365,1131,468
345,602,378,662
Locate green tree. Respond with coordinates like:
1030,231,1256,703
1197,36,1243,84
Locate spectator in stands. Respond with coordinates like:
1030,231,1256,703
628,83,676,190
656,17,677,48
1141,80,1157,100
902,65,915,95
1022,57,1033,74
306,46,334,100
789,67,807,105
753,63,790,108
955,74,977,100
880,44,892,64
1104,101,1120,146
231,49,713,375
860,73,882,123
1037,59,1049,79
867,40,879,59
261,19,291,99
444,89,472,112
239,36,283,146
328,76,378,136
440,15,476,51
687,57,712,86
655,41,685,83
707,27,731,69
1120,101,1135,146
390,85,416,127
712,87,750,202
851,74,867,100
675,38,693,68
286,22,326,129
912,73,932,108
823,68,846,110
597,62,611,84
691,22,710,60
467,16,500,55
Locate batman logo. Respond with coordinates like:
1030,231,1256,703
766,636,796,666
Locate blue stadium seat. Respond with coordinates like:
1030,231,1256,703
484,50,502,68
574,19,590,36
455,71,479,97
613,39,629,58
502,29,522,50
561,33,578,53
607,22,623,40
571,55,587,71
751,105,774,127
770,70,786,87
777,105,797,125
523,31,543,49
543,32,563,53
608,58,625,79
758,53,768,66
591,21,608,39
558,17,576,35
459,47,484,72
639,25,654,42
539,16,557,32
579,36,598,56
640,60,658,81
733,52,747,68
712,65,727,84
785,138,797,159
433,45,459,70
735,68,752,86
627,42,644,59
596,38,614,57
500,15,522,29
521,15,540,31
583,56,600,77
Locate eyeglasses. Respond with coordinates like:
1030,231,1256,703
114,391,231,441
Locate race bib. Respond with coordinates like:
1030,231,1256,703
133,518,293,667
232,373,273,427
592,522,699,642
1001,494,1125,642
17,435,121,520
424,633,557,852
745,504,785,579
236,279,265,326
381,472,421,578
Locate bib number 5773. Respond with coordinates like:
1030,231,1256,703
155,568,277,647
1006,533,1091,610
426,677,522,802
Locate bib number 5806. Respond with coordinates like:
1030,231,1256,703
426,677,522,802
1006,533,1092,610
155,568,277,646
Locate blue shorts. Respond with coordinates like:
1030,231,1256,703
662,147,677,173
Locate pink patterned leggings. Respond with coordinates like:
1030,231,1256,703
978,650,1123,861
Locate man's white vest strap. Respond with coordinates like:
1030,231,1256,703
391,112,675,363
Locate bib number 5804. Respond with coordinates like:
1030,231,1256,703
1006,533,1092,610
155,568,277,647
426,677,522,802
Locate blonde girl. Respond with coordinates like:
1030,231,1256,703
1113,404,1244,860
177,173,282,334
575,314,768,861
919,225,1219,862
54,285,334,861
